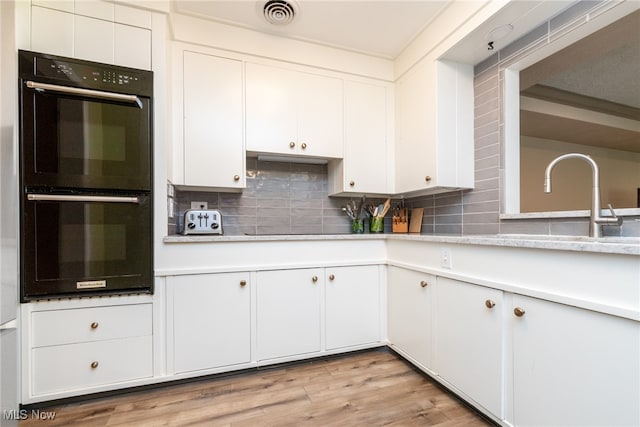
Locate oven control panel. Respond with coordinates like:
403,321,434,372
19,50,153,97
183,209,223,235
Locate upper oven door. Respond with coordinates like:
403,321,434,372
20,80,152,191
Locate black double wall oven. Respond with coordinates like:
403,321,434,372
19,50,154,301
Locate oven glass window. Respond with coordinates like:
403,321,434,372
33,200,149,281
32,93,150,186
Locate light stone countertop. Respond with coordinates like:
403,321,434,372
163,233,640,255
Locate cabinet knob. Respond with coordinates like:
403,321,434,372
289,141,296,148
233,175,240,181
425,176,432,182
90,361,99,369
349,181,355,187
329,274,335,281
514,307,526,317
420,280,429,288
301,142,307,149
90,322,99,329
312,276,318,283
485,299,496,309
240,280,247,287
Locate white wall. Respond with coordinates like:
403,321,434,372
520,137,640,212
1,0,20,422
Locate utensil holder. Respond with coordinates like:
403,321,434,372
370,217,384,233
351,219,364,234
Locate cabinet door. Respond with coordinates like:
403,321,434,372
170,273,251,374
183,52,244,189
114,24,151,70
433,278,503,416
341,81,388,193
325,265,380,350
74,15,114,64
32,336,152,396
512,295,640,427
31,6,74,58
245,63,298,155
246,63,343,158
297,72,343,159
387,266,433,369
394,59,436,194
256,268,322,360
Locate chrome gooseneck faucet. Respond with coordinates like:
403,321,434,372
544,153,622,238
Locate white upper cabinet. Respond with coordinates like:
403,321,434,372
246,62,343,159
328,80,392,196
29,2,151,70
394,59,474,196
114,23,151,70
74,14,113,64
176,50,245,191
31,6,74,57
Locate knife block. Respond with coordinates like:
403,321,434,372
392,221,408,233
392,208,408,233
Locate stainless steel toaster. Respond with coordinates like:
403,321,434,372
182,209,223,235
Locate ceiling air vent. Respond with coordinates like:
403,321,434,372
262,0,297,26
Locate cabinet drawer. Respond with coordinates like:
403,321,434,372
32,336,152,396
32,304,152,347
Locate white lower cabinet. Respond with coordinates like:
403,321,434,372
169,272,251,374
387,266,434,370
256,265,382,362
27,302,153,398
325,265,381,350
433,278,503,417
32,336,152,396
511,294,640,427
256,268,323,361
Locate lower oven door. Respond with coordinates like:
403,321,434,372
21,192,153,301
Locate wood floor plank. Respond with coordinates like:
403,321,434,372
19,349,494,426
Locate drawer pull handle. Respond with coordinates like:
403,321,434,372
425,176,432,182
90,322,99,329
301,142,307,149
233,175,240,181
329,274,335,281
349,181,355,187
311,276,318,283
289,141,296,148
90,361,99,369
240,280,247,287
485,299,496,309
420,280,428,288
514,307,526,317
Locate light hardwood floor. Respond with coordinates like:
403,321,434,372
19,348,494,426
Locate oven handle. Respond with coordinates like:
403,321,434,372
26,81,143,109
27,194,140,203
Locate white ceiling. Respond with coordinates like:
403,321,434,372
173,0,448,59
172,1,639,113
